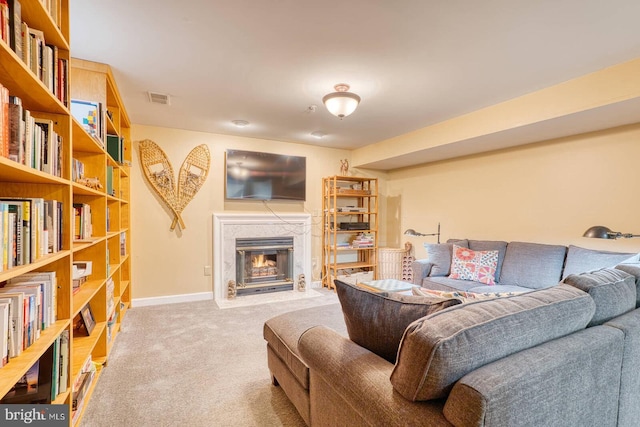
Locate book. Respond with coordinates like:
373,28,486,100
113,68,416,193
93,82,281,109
0,300,10,366
0,290,24,356
33,117,54,174
106,165,114,197
1,83,8,158
7,0,21,58
8,95,24,163
58,330,69,393
106,134,123,162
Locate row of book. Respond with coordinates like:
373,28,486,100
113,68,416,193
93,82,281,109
0,197,63,272
73,202,92,241
0,0,69,107
1,330,69,405
0,86,64,177
0,270,58,366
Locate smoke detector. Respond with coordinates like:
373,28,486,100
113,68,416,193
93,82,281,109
147,91,171,105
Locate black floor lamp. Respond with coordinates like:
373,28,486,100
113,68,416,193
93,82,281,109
404,223,441,244
583,226,640,239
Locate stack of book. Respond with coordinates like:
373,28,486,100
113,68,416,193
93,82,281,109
352,233,375,248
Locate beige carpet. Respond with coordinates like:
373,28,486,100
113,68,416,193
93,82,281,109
79,287,339,427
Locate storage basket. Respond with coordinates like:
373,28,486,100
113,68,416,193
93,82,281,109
378,246,409,280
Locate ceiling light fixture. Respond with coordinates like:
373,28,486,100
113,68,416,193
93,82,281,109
322,83,360,119
232,120,249,128
311,131,326,139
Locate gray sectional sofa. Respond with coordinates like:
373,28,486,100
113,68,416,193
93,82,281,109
264,262,640,426
412,240,637,293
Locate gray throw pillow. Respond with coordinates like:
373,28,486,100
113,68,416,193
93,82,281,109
334,280,460,363
423,240,469,276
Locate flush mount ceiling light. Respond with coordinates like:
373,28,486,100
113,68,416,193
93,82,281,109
232,119,249,128
322,83,361,119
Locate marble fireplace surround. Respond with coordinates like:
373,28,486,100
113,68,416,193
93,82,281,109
212,213,312,302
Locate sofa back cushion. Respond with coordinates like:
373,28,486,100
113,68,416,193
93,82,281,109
468,240,508,283
423,240,469,276
499,242,567,289
390,284,595,401
334,280,460,363
563,268,636,326
561,245,636,279
616,263,640,308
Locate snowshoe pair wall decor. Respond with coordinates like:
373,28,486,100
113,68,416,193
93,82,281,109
139,139,210,230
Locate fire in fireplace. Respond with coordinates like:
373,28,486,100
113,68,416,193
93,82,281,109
235,237,294,295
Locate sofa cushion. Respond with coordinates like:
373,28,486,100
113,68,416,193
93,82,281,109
563,268,636,326
423,240,468,276
334,280,460,363
499,242,567,289
263,303,347,389
449,244,499,285
421,276,481,292
616,263,640,307
561,245,636,279
468,240,508,284
390,284,595,401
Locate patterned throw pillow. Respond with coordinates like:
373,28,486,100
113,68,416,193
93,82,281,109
449,244,499,285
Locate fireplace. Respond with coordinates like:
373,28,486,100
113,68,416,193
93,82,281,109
235,237,294,295
212,213,312,302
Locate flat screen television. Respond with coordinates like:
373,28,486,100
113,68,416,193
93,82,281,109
225,149,306,201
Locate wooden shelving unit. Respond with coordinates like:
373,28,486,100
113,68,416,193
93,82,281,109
322,176,378,289
0,1,132,424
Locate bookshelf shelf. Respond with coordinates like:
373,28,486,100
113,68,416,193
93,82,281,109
0,2,132,423
0,320,70,397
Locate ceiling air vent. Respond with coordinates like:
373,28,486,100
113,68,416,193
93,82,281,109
147,91,171,105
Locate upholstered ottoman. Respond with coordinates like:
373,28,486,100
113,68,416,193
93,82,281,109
263,303,347,425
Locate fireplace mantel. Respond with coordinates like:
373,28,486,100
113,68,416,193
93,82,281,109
212,213,312,301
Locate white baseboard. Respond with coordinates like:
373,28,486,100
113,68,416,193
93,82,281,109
311,280,322,288
132,291,213,308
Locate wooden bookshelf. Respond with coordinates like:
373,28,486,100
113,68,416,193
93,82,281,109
0,1,132,424
322,176,379,289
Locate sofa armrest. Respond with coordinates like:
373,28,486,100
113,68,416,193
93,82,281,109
444,326,623,427
298,325,450,426
412,259,434,286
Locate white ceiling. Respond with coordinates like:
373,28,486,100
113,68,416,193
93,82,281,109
69,0,640,151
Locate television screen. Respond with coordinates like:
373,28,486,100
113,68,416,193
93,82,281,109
225,150,306,201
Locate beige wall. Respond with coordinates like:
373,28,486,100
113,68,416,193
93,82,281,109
387,123,640,259
130,124,354,299
130,121,640,300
